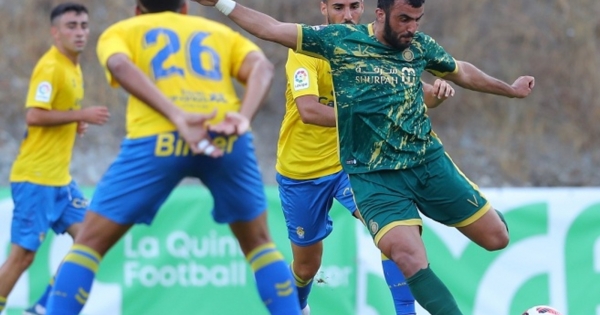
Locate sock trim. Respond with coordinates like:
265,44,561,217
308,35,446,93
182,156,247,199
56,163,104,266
249,251,284,271
72,244,102,262
290,265,313,287
246,242,276,262
64,251,100,273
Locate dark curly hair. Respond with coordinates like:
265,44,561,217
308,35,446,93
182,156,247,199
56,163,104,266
50,2,88,24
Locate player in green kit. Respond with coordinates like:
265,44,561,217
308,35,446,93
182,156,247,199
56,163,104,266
277,1,455,314
193,0,535,314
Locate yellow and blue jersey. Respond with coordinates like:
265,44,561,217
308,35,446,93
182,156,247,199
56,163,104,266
96,12,260,139
10,46,84,186
276,49,341,180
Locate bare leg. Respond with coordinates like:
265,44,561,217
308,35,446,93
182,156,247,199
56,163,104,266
377,225,462,315
290,242,323,311
46,211,132,315
73,211,132,256
228,212,272,255
377,225,426,278
457,207,509,251
290,242,323,281
0,244,36,298
65,223,81,239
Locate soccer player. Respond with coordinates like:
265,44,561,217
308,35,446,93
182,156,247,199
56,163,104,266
44,1,301,314
193,0,535,314
0,3,110,315
276,1,454,314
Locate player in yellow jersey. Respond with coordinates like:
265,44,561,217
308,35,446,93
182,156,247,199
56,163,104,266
276,2,454,314
45,1,301,314
0,4,110,315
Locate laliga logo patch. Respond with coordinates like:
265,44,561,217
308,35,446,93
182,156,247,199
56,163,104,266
293,68,309,91
402,49,414,62
34,81,52,102
296,226,305,239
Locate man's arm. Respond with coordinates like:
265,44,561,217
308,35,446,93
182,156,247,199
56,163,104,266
26,106,109,126
235,51,274,122
107,54,184,123
297,79,455,127
106,53,222,156
193,0,298,49
210,51,274,136
296,96,336,127
443,61,535,98
422,79,455,109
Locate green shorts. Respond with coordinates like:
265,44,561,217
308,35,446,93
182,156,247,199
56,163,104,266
349,153,490,244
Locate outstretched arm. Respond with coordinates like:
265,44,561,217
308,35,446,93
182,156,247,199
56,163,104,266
443,61,535,98
192,0,298,49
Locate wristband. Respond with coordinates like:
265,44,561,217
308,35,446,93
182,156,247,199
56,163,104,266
215,0,236,16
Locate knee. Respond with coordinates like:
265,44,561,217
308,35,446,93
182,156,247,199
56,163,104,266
292,260,320,281
482,229,509,251
388,248,425,277
8,250,36,272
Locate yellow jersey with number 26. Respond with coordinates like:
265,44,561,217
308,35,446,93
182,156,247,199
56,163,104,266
97,12,260,139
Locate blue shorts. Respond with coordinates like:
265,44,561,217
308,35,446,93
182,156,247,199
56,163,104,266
10,180,86,251
276,170,356,246
90,131,266,225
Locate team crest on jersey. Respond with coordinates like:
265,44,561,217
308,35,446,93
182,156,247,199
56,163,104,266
369,220,379,235
293,68,309,91
402,49,414,62
296,226,305,239
34,81,52,102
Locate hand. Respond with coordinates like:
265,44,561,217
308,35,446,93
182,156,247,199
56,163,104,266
173,110,223,157
81,106,110,125
76,121,88,136
190,0,219,6
431,79,455,100
208,112,250,136
511,76,535,98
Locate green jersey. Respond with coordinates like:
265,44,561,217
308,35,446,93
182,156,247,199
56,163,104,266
297,23,457,174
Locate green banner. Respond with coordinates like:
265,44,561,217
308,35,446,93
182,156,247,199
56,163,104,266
1,187,599,315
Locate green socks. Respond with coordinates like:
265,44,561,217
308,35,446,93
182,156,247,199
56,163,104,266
406,266,463,315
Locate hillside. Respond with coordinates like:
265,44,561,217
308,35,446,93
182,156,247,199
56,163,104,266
0,0,598,186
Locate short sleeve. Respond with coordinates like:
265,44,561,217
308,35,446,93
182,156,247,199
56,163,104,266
25,63,59,110
229,32,261,77
296,24,333,60
97,24,133,87
285,49,320,99
423,35,458,77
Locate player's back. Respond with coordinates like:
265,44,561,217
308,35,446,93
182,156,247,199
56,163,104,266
98,12,259,138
